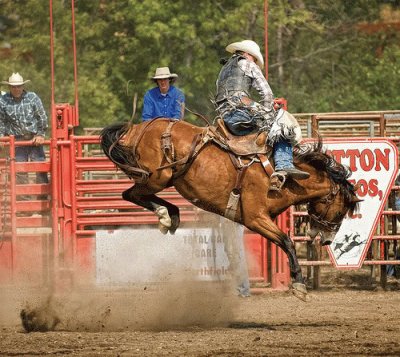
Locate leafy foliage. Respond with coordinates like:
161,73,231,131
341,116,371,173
0,0,399,131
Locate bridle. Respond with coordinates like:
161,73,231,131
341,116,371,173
308,182,343,232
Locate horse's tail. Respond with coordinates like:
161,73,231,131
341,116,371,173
100,122,150,181
100,122,130,166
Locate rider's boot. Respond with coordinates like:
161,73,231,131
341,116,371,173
273,140,310,180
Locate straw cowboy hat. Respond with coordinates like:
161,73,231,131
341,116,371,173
1,72,31,86
151,67,178,80
226,40,264,67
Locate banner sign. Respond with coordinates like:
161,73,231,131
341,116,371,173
95,221,246,284
321,139,398,268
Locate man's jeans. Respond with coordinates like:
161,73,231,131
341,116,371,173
15,145,49,184
15,143,49,201
273,140,295,170
223,110,256,136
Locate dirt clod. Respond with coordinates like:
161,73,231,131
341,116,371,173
20,304,60,332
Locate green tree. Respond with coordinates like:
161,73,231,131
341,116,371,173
0,0,398,130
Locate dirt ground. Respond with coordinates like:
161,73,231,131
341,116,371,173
0,273,399,357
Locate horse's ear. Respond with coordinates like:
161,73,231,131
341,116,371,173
353,183,361,191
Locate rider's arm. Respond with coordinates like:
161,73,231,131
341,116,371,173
239,59,274,111
250,64,274,111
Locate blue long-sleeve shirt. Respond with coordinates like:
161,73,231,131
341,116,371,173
0,91,48,137
142,85,185,121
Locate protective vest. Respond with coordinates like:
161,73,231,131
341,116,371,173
215,55,252,103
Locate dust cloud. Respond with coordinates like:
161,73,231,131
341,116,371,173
49,281,238,332
1,213,251,332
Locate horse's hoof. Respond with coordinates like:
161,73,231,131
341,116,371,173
168,216,180,235
291,282,308,301
158,223,169,235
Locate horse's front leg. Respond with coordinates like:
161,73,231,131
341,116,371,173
122,185,180,234
279,235,307,301
248,216,307,300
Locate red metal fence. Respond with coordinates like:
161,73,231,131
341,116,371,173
0,105,285,289
1,106,400,290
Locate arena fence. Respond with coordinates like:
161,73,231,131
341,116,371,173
1,105,400,290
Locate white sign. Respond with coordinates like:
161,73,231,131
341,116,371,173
322,139,398,268
95,224,243,284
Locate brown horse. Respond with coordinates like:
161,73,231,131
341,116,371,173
100,119,359,299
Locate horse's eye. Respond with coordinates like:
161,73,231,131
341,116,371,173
335,212,343,221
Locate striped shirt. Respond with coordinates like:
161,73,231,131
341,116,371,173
237,58,274,110
0,91,48,137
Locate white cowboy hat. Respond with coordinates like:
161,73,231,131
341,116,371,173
226,40,264,67
151,67,178,80
1,72,31,86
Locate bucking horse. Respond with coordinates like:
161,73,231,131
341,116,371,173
100,118,360,300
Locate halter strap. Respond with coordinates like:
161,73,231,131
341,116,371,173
308,182,342,232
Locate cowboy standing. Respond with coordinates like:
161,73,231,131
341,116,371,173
142,67,185,121
0,72,49,185
215,40,309,180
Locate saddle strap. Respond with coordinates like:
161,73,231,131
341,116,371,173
229,153,249,190
161,121,177,165
157,129,211,180
122,166,151,183
258,153,274,177
225,191,241,221
225,153,250,220
171,133,204,179
130,119,160,159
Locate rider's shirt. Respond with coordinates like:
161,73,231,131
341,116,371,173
216,54,274,111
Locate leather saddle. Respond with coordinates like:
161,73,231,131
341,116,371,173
213,118,270,156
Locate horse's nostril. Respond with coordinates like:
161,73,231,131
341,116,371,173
321,239,332,246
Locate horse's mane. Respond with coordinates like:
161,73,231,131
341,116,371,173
294,139,359,214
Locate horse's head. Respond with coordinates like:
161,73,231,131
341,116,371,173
295,141,361,246
307,181,361,245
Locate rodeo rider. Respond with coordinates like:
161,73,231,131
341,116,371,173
215,39,310,187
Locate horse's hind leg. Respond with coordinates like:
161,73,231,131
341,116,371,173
248,216,307,300
122,185,180,234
